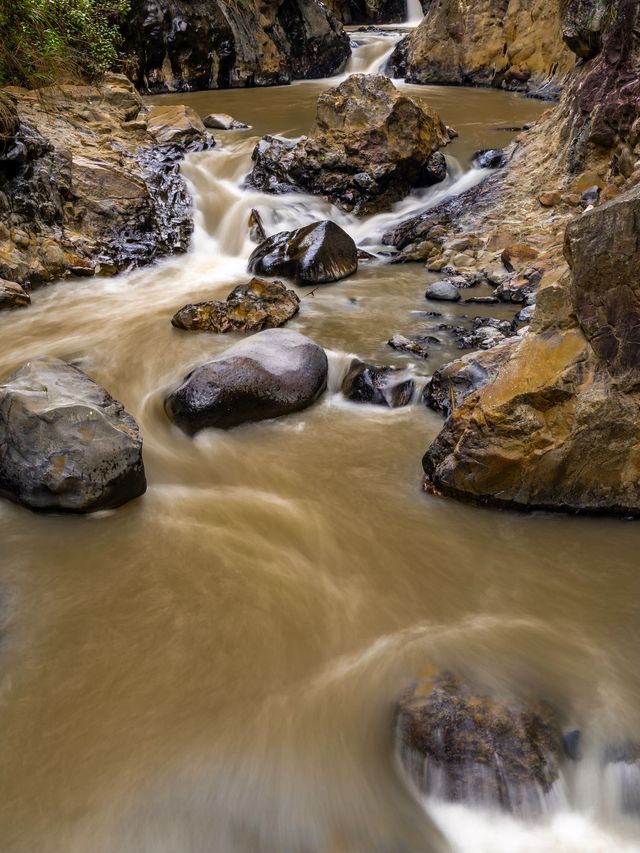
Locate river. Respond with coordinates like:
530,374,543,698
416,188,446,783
0,24,639,853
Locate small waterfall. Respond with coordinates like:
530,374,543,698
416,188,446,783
405,0,424,25
345,30,404,76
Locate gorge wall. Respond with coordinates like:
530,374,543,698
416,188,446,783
123,0,351,93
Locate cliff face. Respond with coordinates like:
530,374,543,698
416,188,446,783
323,0,407,24
418,0,640,514
124,0,350,93
391,0,576,97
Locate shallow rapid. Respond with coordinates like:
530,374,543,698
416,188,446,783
0,32,639,853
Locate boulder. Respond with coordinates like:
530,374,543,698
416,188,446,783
396,671,563,813
249,74,450,214
341,359,414,408
203,113,249,130
425,279,461,301
165,328,328,433
423,338,519,416
0,279,30,310
171,278,300,333
0,357,146,512
248,220,357,284
146,104,212,152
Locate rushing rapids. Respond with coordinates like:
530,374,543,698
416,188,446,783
1,28,640,853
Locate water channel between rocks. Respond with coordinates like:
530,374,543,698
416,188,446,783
1,31,640,853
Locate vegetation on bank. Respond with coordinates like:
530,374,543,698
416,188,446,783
0,0,130,87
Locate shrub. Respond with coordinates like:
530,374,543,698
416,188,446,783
0,0,131,87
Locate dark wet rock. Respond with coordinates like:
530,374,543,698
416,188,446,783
0,279,30,310
325,0,408,25
203,113,249,130
341,359,414,408
249,74,450,214
562,730,582,761
472,149,506,169
0,357,146,513
452,317,516,350
387,334,430,358
0,76,196,288
396,671,563,814
171,278,300,333
248,209,267,244
463,294,499,304
248,220,357,284
165,328,328,434
124,0,350,93
425,279,461,301
424,151,447,185
423,338,519,416
580,185,600,208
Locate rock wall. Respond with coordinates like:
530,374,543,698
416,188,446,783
323,0,409,24
0,75,210,290
391,0,576,97
124,0,350,93
417,0,640,514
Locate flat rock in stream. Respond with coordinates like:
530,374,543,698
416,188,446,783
0,357,146,512
165,328,328,433
342,359,414,408
397,671,563,814
248,220,357,284
203,113,249,130
171,278,300,333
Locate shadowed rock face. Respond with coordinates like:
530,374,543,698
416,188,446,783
397,671,562,814
124,0,350,94
423,184,640,515
165,328,328,433
171,278,300,333
341,360,415,407
0,358,146,513
248,221,358,284
249,74,450,214
324,0,407,24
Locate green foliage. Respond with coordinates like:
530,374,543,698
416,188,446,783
0,0,131,87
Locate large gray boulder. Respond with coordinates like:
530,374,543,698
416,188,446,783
165,328,328,433
0,357,146,512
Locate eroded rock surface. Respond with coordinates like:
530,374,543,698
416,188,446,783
0,357,146,513
248,221,358,284
124,0,350,93
171,278,300,333
165,328,328,433
249,74,450,214
397,671,563,813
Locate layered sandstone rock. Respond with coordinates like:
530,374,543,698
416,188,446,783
0,75,209,289
124,0,350,93
390,0,576,97
250,74,450,214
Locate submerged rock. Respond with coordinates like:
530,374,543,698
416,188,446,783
397,671,562,814
248,221,357,284
165,328,328,433
171,278,300,333
249,74,450,214
0,279,30,310
341,359,414,408
0,357,146,513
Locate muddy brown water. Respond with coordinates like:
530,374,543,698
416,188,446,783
1,37,640,853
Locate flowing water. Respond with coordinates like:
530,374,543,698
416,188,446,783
1,31,640,853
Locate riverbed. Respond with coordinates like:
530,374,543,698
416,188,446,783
0,26,639,853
